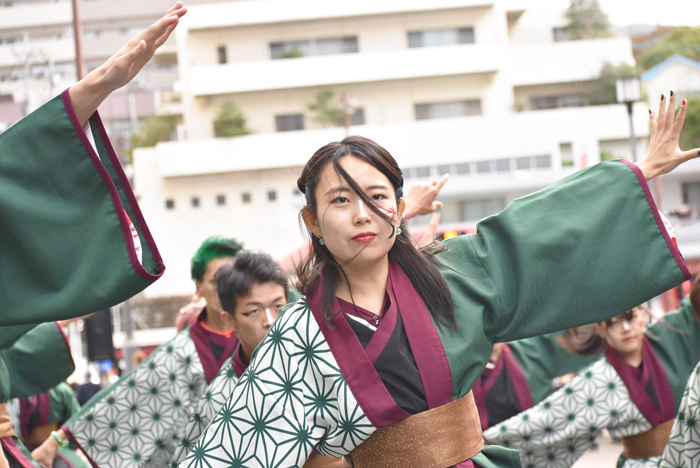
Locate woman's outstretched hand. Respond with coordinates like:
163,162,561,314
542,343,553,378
637,91,700,181
69,2,187,127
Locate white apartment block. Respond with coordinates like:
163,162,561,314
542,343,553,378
131,0,700,308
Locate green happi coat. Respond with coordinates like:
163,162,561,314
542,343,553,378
483,297,700,468
181,160,689,468
0,90,164,326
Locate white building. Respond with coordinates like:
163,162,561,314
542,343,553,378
134,0,660,305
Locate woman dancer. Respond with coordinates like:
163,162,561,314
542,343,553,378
180,89,697,468
483,284,700,468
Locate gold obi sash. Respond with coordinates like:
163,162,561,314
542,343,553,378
622,419,675,460
0,404,13,439
24,423,59,447
342,391,483,468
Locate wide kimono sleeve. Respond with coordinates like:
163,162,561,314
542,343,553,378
0,90,164,326
509,331,601,404
170,356,238,466
438,160,689,344
0,323,74,401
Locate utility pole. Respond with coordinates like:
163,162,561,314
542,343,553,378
71,0,85,80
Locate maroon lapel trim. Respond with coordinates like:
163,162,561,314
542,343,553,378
307,275,409,428
188,311,239,384
389,262,453,408
501,344,534,412
364,278,398,365
232,343,248,379
1,437,35,468
605,337,675,426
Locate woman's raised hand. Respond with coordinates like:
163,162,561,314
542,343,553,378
69,2,187,127
637,91,700,181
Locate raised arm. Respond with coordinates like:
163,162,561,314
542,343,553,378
68,2,186,127
638,92,700,181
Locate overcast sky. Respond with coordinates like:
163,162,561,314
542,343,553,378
598,0,700,28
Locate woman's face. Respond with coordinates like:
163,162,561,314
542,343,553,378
596,307,646,356
304,156,402,268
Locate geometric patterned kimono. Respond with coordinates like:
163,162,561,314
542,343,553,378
483,297,700,468
0,90,165,326
1,323,75,468
182,160,690,468
170,345,247,466
8,383,88,468
659,361,700,468
62,317,239,468
473,333,600,430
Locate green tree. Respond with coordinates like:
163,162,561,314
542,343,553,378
680,97,700,152
306,90,343,127
640,27,700,71
213,102,251,138
563,0,611,40
590,62,641,104
126,115,177,162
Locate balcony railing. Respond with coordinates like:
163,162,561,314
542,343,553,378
187,43,504,95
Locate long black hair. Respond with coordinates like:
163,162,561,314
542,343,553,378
295,135,456,329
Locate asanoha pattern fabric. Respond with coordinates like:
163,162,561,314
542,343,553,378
484,358,658,468
171,356,236,466
66,330,207,468
181,299,376,468
659,362,700,468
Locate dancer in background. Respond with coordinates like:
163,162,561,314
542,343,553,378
182,87,697,468
1,324,75,468
484,282,700,468
473,329,601,431
8,383,88,468
31,237,242,468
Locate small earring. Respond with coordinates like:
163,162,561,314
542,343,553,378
319,238,325,245
396,228,402,236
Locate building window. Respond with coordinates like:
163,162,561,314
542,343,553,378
165,199,175,210
216,194,226,206
217,45,227,64
242,192,251,203
275,114,304,132
267,190,277,202
408,27,474,48
415,100,481,120
530,95,588,110
191,197,200,208
560,143,573,167
683,182,700,208
270,36,358,59
462,198,505,222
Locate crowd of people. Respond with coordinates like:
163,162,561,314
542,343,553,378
3,3,700,468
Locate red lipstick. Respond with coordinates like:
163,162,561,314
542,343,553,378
352,232,376,243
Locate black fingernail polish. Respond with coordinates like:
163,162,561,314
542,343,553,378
661,94,665,101
670,90,674,97
649,109,652,114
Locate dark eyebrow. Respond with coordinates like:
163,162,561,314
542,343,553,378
324,184,389,197
244,296,285,307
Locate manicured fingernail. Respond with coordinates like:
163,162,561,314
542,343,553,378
649,109,652,114
661,94,665,101
670,90,674,97
683,99,687,105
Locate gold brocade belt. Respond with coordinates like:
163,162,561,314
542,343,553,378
622,419,675,460
342,391,484,468
0,404,14,439
24,423,59,448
